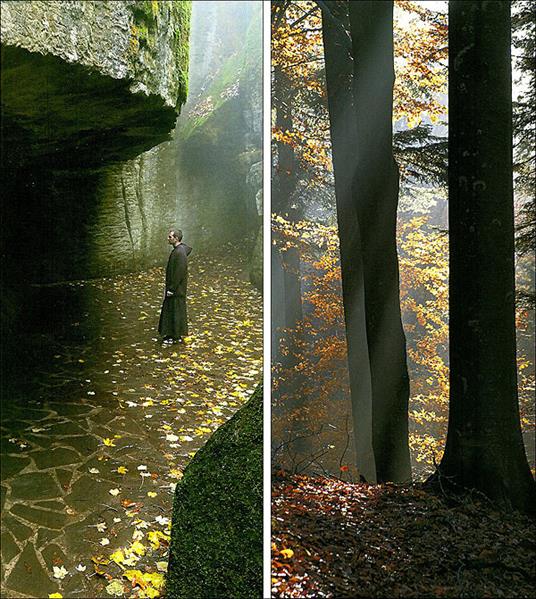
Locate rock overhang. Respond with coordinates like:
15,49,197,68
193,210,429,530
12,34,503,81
0,0,191,167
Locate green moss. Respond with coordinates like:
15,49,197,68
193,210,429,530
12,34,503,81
138,23,150,44
170,1,192,108
129,9,153,48
178,2,260,135
128,24,141,56
126,1,191,110
166,385,262,599
130,1,158,24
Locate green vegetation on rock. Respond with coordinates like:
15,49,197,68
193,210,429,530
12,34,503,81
179,3,260,141
172,3,262,253
167,385,263,599
127,0,191,109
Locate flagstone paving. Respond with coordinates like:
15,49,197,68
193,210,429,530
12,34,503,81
1,249,262,598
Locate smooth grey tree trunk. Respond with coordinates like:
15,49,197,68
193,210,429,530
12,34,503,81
320,0,411,483
347,1,411,483
321,0,376,483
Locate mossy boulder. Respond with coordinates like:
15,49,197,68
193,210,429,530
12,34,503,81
167,385,262,598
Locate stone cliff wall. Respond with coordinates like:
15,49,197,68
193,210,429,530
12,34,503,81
1,0,191,287
1,1,191,346
90,143,179,276
1,0,189,109
171,3,262,287
99,1,264,289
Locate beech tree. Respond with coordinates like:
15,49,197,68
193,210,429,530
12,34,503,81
438,0,535,513
322,0,411,483
321,0,376,482
272,57,303,357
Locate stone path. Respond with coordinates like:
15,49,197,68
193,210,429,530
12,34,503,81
1,249,262,598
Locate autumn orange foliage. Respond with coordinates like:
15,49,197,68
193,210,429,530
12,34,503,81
272,0,448,188
272,215,353,476
393,1,447,126
272,214,535,477
271,0,534,478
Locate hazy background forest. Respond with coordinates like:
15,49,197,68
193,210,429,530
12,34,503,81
271,0,535,480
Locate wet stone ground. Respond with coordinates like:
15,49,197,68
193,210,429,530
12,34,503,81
1,249,262,598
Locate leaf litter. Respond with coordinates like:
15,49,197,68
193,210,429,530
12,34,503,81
272,474,536,598
4,248,261,598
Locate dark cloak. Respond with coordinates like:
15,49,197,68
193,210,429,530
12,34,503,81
158,243,192,339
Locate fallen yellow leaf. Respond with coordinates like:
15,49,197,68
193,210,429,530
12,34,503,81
110,549,125,565
156,561,168,572
145,572,165,589
124,569,147,589
130,540,146,556
122,553,139,567
105,579,124,596
147,531,161,550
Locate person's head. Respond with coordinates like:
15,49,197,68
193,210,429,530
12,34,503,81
167,229,183,245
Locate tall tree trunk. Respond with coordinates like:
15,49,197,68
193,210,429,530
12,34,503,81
439,0,535,513
347,1,411,483
321,0,411,482
272,64,303,347
321,0,376,483
349,1,411,481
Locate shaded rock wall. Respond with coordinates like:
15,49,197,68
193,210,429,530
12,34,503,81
1,1,190,279
1,0,190,341
248,161,264,291
89,142,179,276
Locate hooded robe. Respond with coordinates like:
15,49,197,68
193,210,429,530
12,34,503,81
158,243,192,339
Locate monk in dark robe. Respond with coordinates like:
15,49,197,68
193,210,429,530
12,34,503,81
158,229,192,343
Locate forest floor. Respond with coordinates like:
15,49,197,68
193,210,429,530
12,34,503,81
272,474,536,598
1,247,262,599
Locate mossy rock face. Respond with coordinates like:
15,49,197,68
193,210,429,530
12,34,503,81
1,0,190,111
1,1,191,170
167,385,262,599
1,1,192,301
172,4,262,253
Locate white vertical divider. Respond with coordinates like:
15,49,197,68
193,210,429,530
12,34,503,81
262,0,272,597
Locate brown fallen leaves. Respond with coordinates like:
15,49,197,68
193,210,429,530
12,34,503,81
272,474,536,598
